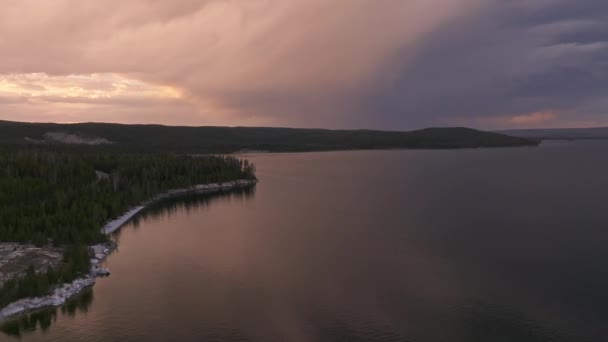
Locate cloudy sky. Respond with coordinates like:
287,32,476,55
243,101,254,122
0,0,606,130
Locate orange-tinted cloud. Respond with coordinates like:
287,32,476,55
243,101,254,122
510,110,558,125
0,0,482,127
1,0,605,129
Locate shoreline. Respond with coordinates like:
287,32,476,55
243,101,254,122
103,179,257,235
231,144,540,156
0,179,257,321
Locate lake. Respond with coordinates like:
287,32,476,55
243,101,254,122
3,142,608,341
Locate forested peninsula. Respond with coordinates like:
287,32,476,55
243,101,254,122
0,147,256,312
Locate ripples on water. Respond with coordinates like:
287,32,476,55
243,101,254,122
4,142,608,341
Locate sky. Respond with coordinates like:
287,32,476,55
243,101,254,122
0,0,606,130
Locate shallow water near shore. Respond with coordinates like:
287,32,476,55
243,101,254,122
4,142,608,341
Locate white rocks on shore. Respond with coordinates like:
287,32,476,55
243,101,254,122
0,179,257,321
92,267,111,276
102,179,257,235
0,276,96,320
91,245,105,255
102,206,146,234
0,242,115,321
89,243,115,265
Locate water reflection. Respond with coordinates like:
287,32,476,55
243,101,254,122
124,186,256,234
8,147,608,341
459,301,573,342
60,288,94,318
1,187,255,340
0,289,93,339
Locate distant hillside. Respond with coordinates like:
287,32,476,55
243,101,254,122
0,120,539,153
500,128,608,141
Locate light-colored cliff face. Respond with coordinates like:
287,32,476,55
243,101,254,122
0,244,63,287
24,132,112,145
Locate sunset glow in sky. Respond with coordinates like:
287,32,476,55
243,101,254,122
0,73,180,100
0,0,606,129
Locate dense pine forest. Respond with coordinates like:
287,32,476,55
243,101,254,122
0,147,256,308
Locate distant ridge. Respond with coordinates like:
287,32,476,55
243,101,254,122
499,127,608,140
0,120,539,153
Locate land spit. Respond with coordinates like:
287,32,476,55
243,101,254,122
0,179,257,320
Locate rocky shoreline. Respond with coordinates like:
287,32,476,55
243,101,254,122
0,179,257,321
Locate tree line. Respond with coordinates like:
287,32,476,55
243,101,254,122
0,147,256,308
0,120,540,153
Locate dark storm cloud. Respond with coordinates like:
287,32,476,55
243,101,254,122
351,0,608,129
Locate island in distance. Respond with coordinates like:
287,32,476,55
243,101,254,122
0,120,539,152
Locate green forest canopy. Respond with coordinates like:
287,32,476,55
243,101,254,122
0,147,256,308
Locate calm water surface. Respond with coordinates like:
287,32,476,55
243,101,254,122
4,142,608,341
